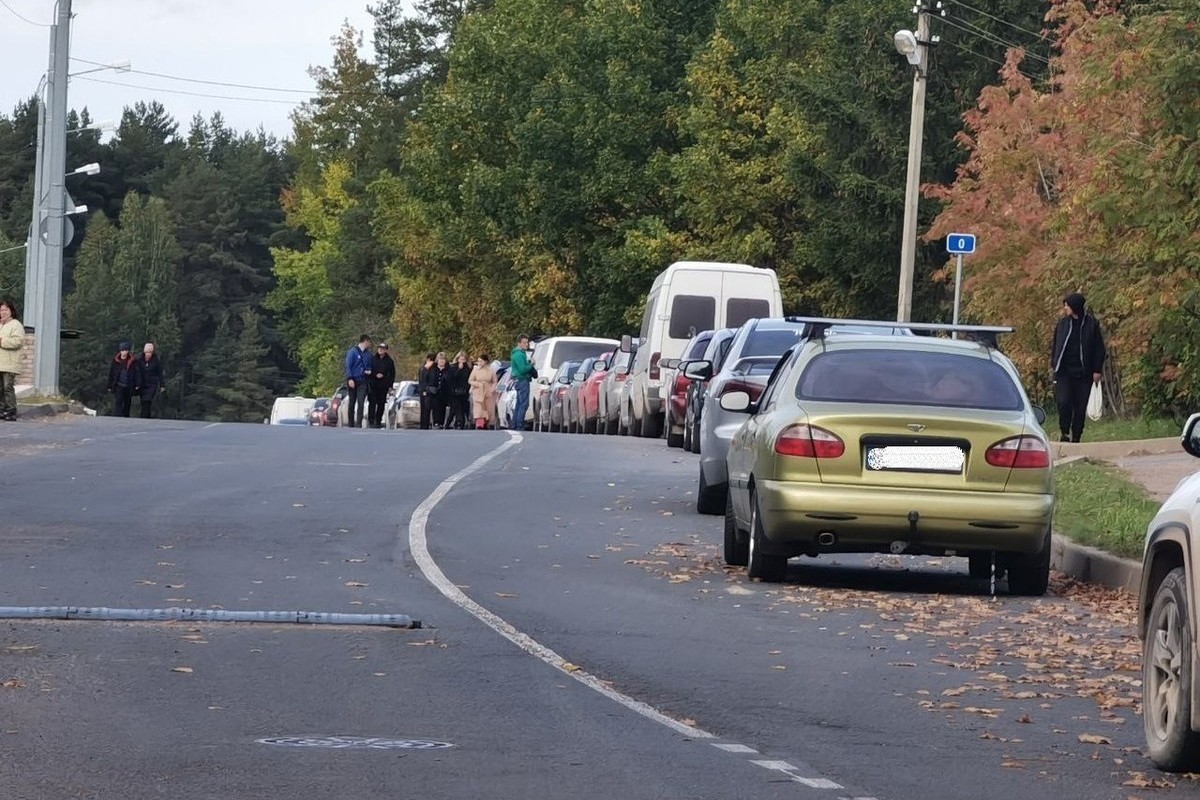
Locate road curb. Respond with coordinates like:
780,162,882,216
1051,532,1141,593
15,402,68,420
1054,436,1179,462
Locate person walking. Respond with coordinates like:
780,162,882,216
0,299,24,422
344,335,372,429
1050,292,1106,443
417,352,438,429
106,341,137,417
447,351,472,429
469,354,497,430
367,341,396,429
509,334,535,431
134,342,165,419
430,352,450,428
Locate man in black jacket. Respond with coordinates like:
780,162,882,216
367,342,396,429
1050,293,1106,443
134,342,165,419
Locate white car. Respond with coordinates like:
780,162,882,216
529,336,619,429
269,396,314,426
1140,413,1200,771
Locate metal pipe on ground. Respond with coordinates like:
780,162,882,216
0,606,420,628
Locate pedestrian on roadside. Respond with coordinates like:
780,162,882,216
367,341,395,429
106,341,137,417
509,334,535,432
343,335,372,429
469,353,497,430
134,342,165,419
447,350,471,429
417,352,438,429
0,299,24,422
431,351,450,428
1050,292,1106,443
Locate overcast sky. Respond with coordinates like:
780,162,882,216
0,0,384,141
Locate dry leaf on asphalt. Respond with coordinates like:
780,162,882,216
495,592,519,598
1078,733,1113,745
344,581,368,588
1122,772,1174,789
2,679,25,689
170,667,193,674
561,662,582,673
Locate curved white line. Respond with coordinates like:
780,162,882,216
407,431,714,740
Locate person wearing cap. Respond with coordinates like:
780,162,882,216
134,342,166,419
1050,292,1106,443
367,341,396,429
106,341,137,417
0,299,24,422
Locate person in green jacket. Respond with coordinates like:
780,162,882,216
509,334,534,431
0,299,24,422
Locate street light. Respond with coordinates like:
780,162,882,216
68,59,131,78
67,162,100,177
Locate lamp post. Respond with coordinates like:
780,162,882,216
893,3,942,323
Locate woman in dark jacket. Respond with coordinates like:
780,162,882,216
417,352,439,430
134,342,165,419
446,350,472,429
106,341,137,417
430,352,450,428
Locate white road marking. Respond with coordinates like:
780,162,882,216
750,759,843,790
203,422,221,429
752,760,801,772
712,743,758,754
407,431,712,739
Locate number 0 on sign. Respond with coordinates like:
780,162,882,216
947,233,976,255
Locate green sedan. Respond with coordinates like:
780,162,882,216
722,319,1054,595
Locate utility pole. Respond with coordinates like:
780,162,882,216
33,0,73,395
896,4,932,323
23,73,50,353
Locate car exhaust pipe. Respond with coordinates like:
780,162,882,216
817,531,837,547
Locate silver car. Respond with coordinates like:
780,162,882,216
386,381,421,429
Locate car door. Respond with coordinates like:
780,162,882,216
731,348,798,522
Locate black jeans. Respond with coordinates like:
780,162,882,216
1054,375,1092,443
447,392,469,429
346,381,366,428
140,394,155,419
367,385,388,428
113,386,132,417
430,394,448,428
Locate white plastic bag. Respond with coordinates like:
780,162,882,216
1086,381,1104,421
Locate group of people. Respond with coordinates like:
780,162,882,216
416,350,499,430
106,341,166,418
343,335,397,429
0,299,24,422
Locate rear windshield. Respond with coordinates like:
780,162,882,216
400,383,418,397
549,342,614,368
669,295,716,339
729,356,785,376
727,298,770,328
742,327,806,357
684,333,713,359
796,350,1023,410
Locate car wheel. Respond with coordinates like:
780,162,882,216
696,467,725,516
691,419,702,454
641,408,661,439
968,553,999,581
629,404,643,437
1004,529,1051,596
682,415,692,452
605,413,617,435
1144,567,1200,771
666,411,684,448
724,491,748,567
746,488,787,582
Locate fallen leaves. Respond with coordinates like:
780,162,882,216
561,662,582,673
2,679,25,689
344,581,369,588
1122,772,1174,789
170,666,193,674
494,592,519,599
1078,733,1113,745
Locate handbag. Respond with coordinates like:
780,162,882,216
1086,382,1104,421
529,367,539,380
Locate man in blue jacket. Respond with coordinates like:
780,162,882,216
344,335,373,429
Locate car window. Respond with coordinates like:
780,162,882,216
557,362,580,384
727,298,771,329
713,334,735,372
669,295,716,339
551,342,615,368
684,332,714,360
640,292,657,342
742,326,806,357
756,348,797,413
796,350,1024,410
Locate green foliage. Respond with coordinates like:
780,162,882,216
1054,460,1159,560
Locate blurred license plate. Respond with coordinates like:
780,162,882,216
866,446,964,474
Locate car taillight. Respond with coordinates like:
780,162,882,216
985,436,1050,469
775,424,844,458
557,387,568,399
649,352,661,380
673,373,690,398
720,379,764,403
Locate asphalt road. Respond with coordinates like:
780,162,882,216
0,417,1192,799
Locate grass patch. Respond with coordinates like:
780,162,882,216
1054,460,1159,559
1079,416,1178,442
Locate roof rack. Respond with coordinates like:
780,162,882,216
783,316,1014,349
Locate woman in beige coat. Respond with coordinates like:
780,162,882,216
468,354,497,430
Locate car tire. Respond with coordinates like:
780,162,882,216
724,492,748,567
629,405,643,437
605,414,617,436
666,411,684,448
968,553,999,581
1144,567,1200,771
682,415,692,452
1004,529,1051,596
696,467,725,516
691,419,702,453
641,408,661,439
747,488,787,582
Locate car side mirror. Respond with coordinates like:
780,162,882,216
620,334,633,353
1032,405,1047,426
683,361,713,381
661,358,681,370
1183,412,1200,458
719,391,754,414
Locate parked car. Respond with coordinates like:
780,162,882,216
529,336,620,429
386,381,421,429
491,364,511,430
576,352,611,434
1140,413,1200,771
721,318,1053,592
690,318,914,513
684,328,737,453
660,329,716,448
269,396,315,426
598,344,635,435
326,385,349,426
625,261,782,440
309,398,332,426
535,360,581,433
497,369,517,429
563,357,603,434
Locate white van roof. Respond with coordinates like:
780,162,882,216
651,261,776,288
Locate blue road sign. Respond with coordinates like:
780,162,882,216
947,233,976,255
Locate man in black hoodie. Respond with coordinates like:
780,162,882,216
367,342,396,429
1050,292,1106,443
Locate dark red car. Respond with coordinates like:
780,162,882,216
575,353,611,434
663,330,716,448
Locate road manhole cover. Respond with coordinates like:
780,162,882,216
257,736,453,750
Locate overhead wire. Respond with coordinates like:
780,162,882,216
0,0,49,27
938,16,1052,65
944,0,1048,41
939,37,1038,84
72,75,305,106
